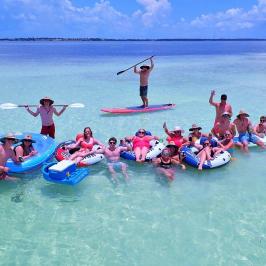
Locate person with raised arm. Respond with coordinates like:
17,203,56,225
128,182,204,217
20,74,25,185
25,97,67,138
163,122,187,148
209,90,233,126
134,56,154,108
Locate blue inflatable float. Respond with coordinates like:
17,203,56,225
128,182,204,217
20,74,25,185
42,161,89,185
180,146,231,169
4,132,56,173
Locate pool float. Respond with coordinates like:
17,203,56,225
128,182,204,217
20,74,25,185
55,136,104,167
233,135,266,147
180,146,231,169
42,160,89,185
120,131,165,161
4,132,56,173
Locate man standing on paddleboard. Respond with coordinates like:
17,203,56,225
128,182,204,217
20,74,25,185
134,56,154,108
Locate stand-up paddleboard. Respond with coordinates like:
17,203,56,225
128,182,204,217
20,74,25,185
101,104,176,114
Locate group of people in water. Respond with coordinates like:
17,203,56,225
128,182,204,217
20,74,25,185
0,87,266,181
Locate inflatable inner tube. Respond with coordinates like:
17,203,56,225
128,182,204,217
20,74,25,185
120,139,165,161
5,132,56,173
180,146,231,169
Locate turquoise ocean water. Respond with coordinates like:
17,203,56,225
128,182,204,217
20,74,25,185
0,41,266,265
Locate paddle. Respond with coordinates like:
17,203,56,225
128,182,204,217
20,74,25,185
0,102,85,110
116,55,154,75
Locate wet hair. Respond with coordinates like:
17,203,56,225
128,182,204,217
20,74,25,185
108,137,117,144
83,127,93,138
161,148,171,157
221,94,227,101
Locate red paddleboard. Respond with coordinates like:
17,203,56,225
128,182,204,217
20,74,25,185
101,104,175,114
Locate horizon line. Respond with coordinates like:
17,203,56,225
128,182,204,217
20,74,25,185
1,37,266,42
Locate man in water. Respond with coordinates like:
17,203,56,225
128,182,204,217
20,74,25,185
134,56,154,108
233,110,265,152
97,137,131,182
0,133,20,181
209,90,233,126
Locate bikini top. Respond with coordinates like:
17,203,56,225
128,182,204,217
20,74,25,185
80,137,94,150
160,158,172,169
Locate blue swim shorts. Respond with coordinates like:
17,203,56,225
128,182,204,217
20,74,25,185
140,86,148,97
107,162,125,170
238,133,259,144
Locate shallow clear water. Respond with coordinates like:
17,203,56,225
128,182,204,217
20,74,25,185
0,41,266,265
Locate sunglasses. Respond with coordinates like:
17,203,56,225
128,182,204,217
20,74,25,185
138,131,145,134
109,141,116,144
6,138,15,142
260,119,265,123
23,140,32,142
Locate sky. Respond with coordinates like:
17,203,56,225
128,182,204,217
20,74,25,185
0,0,266,38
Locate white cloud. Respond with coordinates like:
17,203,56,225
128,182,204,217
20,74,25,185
135,0,171,26
190,0,266,31
1,0,266,38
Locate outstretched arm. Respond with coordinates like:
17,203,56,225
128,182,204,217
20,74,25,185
94,146,106,154
25,106,40,117
150,57,154,71
54,105,67,116
209,90,218,107
134,66,140,74
163,122,172,137
172,158,186,170
93,139,104,148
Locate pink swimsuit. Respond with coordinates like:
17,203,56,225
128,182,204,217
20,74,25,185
133,136,151,149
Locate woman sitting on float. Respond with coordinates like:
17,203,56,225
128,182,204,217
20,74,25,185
65,127,104,164
163,122,187,148
125,129,159,162
15,135,38,162
213,130,234,155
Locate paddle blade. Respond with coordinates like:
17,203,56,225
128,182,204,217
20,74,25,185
117,70,125,75
0,103,19,109
68,103,85,108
